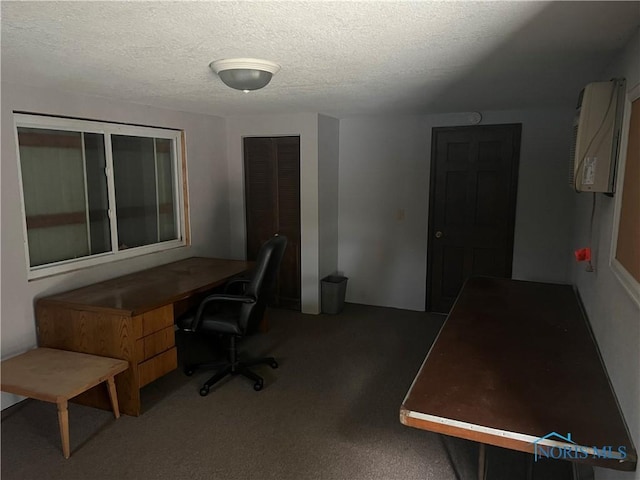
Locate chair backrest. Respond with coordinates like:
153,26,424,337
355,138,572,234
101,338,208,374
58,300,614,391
239,234,288,333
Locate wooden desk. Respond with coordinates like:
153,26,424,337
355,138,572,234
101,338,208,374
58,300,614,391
36,257,252,416
400,277,637,475
1,348,128,458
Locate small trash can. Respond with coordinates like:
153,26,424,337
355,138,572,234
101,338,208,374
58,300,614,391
321,275,348,314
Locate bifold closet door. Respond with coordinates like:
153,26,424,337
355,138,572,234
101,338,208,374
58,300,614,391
244,136,301,310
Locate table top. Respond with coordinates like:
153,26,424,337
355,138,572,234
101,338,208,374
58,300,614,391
36,257,253,316
400,276,637,471
1,348,128,403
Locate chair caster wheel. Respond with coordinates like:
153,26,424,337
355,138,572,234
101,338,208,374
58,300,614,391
199,386,210,396
270,360,278,369
184,367,194,376
253,381,263,391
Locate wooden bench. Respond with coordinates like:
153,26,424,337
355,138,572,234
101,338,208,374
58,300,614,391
1,348,129,458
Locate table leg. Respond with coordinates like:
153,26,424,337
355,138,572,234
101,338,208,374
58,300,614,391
56,399,70,459
572,462,594,480
106,377,120,419
478,443,487,480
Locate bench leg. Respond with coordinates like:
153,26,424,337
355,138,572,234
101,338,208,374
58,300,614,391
56,399,70,459
106,377,120,419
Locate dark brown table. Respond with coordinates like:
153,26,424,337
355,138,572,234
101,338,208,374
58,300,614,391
36,257,252,416
400,277,637,477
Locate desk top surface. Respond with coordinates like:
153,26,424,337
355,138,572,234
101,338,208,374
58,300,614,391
37,257,253,315
400,276,637,471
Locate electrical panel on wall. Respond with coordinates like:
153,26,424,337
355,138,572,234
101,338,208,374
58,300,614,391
570,78,626,193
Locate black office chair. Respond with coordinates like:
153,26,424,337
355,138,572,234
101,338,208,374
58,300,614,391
177,234,287,396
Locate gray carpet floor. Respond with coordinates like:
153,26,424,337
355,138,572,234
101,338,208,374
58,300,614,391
1,303,571,480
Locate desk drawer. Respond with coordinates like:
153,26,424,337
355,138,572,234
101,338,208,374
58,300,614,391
135,326,175,364
138,347,177,388
133,305,174,339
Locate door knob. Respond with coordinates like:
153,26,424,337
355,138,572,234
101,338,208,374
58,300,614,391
435,231,443,239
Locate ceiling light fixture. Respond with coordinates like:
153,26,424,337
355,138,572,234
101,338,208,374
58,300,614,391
209,58,280,93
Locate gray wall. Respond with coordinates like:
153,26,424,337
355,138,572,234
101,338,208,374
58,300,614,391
318,114,340,283
338,115,430,311
1,82,230,408
338,108,575,311
573,31,639,480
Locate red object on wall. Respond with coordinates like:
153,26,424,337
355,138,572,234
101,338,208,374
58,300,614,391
574,248,592,262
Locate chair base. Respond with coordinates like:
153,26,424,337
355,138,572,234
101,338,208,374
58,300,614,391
185,356,278,395
183,332,278,395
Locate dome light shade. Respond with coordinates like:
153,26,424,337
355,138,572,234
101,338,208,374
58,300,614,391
210,58,280,92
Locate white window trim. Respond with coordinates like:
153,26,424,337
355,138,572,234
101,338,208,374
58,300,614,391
14,113,190,280
609,83,640,307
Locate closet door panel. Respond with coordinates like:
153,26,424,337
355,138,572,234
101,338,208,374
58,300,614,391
244,136,301,309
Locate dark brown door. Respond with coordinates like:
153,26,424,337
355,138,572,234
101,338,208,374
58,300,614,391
427,124,521,313
244,136,301,310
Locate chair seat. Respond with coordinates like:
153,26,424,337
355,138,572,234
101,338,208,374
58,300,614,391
200,315,242,335
177,304,243,336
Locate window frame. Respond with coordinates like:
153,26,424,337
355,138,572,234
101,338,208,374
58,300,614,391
609,83,640,307
14,113,190,280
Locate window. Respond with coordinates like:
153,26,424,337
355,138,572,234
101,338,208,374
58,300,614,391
610,84,640,306
14,114,188,279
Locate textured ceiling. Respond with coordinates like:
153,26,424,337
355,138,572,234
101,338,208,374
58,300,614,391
1,1,639,118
